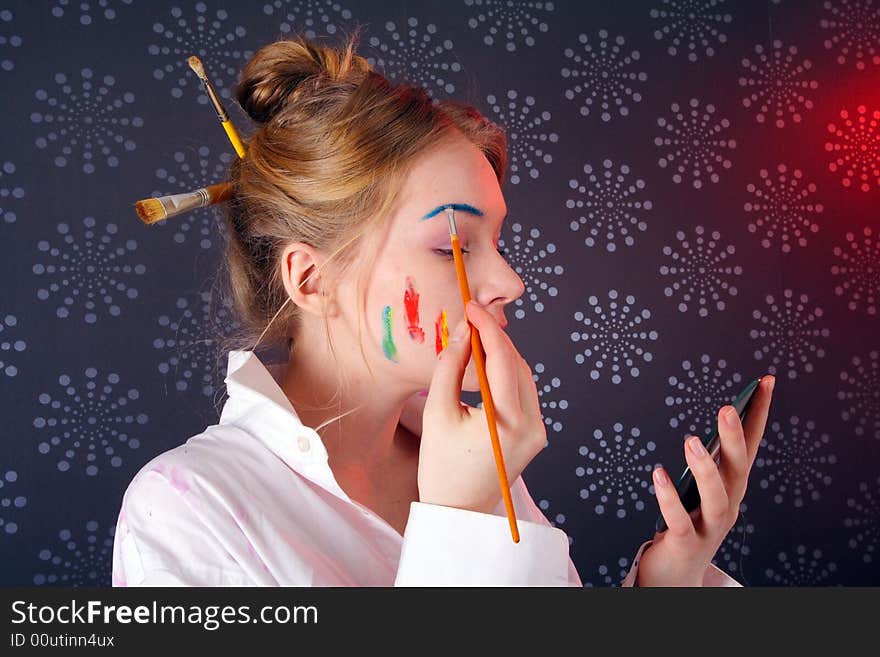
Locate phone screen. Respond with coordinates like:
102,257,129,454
655,377,763,533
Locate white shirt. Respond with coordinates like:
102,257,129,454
111,349,740,587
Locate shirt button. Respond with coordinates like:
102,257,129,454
297,436,311,452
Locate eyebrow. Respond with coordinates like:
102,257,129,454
420,203,485,221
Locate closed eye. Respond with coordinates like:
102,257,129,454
434,247,510,260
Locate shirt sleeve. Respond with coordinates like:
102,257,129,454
112,470,255,587
619,539,743,587
394,474,581,586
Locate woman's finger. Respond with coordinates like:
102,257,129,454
465,300,521,417
425,318,473,418
516,356,542,420
716,405,749,503
684,435,731,532
652,467,697,541
742,375,775,467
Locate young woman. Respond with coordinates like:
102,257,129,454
112,32,775,586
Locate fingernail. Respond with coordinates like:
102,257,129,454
724,407,737,426
451,319,469,342
688,435,707,457
653,467,668,486
767,376,775,392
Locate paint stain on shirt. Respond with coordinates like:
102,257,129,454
434,309,449,354
382,305,398,362
403,276,426,343
168,466,190,496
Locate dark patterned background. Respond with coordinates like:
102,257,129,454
1,0,878,586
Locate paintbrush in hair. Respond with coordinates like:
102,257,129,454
134,183,233,225
187,55,246,158
134,56,245,224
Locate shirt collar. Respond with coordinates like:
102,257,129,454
220,349,331,467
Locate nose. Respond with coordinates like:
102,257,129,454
473,250,525,322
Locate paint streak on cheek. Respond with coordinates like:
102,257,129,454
403,276,426,343
382,305,398,362
434,309,449,355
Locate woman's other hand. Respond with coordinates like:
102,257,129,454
637,375,776,586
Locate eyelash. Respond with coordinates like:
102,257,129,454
434,247,510,260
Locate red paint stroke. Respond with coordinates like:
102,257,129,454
404,276,426,343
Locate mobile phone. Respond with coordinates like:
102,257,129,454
655,377,763,533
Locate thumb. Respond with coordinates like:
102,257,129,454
425,317,471,414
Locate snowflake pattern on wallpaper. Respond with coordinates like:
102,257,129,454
0,313,25,378
844,477,879,563
34,367,147,476
464,0,554,51
531,362,567,440
262,0,354,37
654,98,737,189
151,146,235,250
754,416,837,507
33,521,114,586
749,289,831,380
31,69,144,174
33,218,147,324
0,9,22,72
824,104,880,192
0,161,24,224
485,90,558,184
837,349,880,440
831,226,879,315
762,546,839,585
366,18,462,95
665,354,744,437
0,470,27,535
561,30,647,122
711,502,754,577
659,225,743,317
566,159,652,252
743,164,824,253
582,556,632,587
739,40,819,128
575,422,657,519
154,289,243,399
571,290,658,385
649,0,733,62
819,0,880,70
149,3,253,103
50,0,134,25
497,221,562,319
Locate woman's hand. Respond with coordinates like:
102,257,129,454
417,300,546,515
636,375,776,586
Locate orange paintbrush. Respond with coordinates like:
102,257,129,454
444,206,520,543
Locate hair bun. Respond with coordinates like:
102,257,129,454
236,33,369,125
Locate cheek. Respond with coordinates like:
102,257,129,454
379,275,460,364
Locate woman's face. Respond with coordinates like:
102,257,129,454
347,132,525,394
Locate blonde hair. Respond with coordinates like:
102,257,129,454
211,28,507,429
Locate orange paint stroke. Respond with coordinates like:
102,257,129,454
434,309,449,354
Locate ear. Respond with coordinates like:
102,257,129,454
279,242,331,319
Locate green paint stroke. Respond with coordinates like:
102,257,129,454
382,305,398,363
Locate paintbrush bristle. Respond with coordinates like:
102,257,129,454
187,55,206,80
135,197,166,225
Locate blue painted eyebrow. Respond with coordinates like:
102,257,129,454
420,203,485,221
